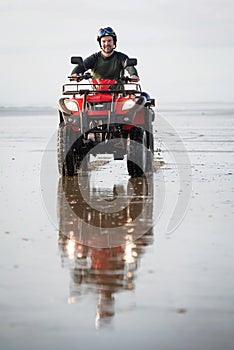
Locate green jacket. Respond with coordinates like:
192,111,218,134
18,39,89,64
71,51,138,80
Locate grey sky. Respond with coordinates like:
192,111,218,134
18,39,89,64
0,0,233,106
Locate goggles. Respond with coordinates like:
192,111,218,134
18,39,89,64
97,27,115,37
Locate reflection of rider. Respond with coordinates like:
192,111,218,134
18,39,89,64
57,175,154,328
71,27,139,82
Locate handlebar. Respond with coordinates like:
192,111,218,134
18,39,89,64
68,72,92,82
68,73,137,84
120,76,136,83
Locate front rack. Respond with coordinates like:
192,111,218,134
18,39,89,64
62,83,142,96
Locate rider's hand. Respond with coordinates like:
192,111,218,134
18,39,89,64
130,75,140,82
70,74,78,81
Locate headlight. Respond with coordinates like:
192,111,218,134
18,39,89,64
64,99,79,112
121,99,136,111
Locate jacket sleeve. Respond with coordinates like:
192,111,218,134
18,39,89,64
71,53,98,74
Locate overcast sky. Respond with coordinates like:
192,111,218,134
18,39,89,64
0,0,233,106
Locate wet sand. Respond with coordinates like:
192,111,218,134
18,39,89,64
0,104,234,349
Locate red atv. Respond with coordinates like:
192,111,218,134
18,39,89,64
57,57,155,177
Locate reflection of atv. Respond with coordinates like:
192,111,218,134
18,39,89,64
57,174,154,248
57,57,155,177
57,174,154,327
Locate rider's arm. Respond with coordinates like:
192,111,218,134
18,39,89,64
71,53,98,75
70,54,98,81
118,52,140,81
126,66,139,81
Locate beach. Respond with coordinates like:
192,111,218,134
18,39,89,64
0,103,234,350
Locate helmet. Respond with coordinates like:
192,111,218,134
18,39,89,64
97,27,117,46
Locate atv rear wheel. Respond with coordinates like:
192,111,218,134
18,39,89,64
145,129,154,173
141,108,154,174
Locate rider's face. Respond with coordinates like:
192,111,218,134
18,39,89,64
100,36,115,54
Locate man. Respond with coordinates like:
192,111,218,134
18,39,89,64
71,27,139,82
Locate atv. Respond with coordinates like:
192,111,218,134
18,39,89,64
57,56,155,177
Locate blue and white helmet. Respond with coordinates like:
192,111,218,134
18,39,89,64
97,27,117,46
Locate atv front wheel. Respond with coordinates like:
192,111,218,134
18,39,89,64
127,127,152,178
57,125,79,176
